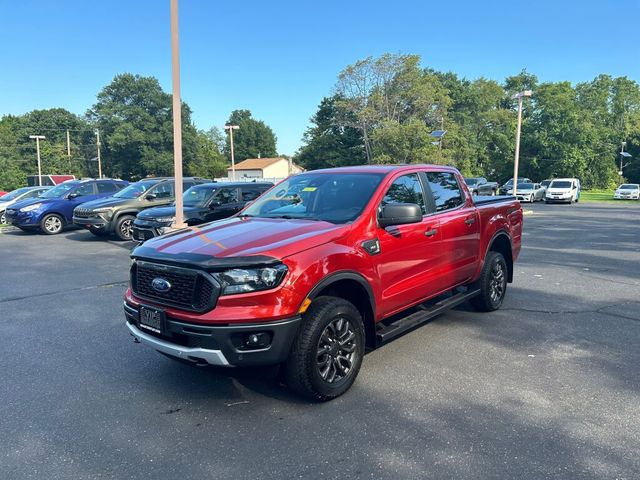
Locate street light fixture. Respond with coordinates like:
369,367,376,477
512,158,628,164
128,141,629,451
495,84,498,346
512,90,532,195
225,125,240,180
29,135,46,186
619,141,632,176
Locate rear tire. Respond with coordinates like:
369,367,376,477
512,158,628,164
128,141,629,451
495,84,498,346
284,297,365,401
40,214,64,235
470,251,508,312
115,215,135,241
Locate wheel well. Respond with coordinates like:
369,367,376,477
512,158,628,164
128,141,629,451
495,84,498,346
314,279,376,349
489,233,513,282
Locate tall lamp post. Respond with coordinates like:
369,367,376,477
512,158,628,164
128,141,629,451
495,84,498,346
170,0,185,229
512,90,532,195
225,125,239,180
619,141,632,177
29,135,46,186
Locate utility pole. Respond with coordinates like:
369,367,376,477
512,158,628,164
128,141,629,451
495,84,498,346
619,141,632,177
512,90,532,196
29,135,46,186
95,130,103,179
170,0,185,229
224,124,239,180
66,129,71,158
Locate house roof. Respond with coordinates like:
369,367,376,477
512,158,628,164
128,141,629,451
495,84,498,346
230,158,286,171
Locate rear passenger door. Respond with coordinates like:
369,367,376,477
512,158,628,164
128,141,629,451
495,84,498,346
425,171,480,289
376,172,442,317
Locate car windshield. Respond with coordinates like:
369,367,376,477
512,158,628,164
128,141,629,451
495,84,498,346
40,183,77,198
0,187,33,201
241,172,385,224
619,184,639,190
515,183,534,190
182,184,217,207
465,179,479,186
114,182,155,199
550,181,572,188
542,180,552,187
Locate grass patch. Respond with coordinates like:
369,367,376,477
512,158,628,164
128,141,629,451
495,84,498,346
580,190,638,203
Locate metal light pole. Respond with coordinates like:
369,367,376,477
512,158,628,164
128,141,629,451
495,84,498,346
225,125,239,179
29,135,46,186
95,130,103,179
619,141,632,177
170,0,185,229
512,90,532,195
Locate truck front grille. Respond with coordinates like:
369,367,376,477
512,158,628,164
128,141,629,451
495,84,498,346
131,261,219,312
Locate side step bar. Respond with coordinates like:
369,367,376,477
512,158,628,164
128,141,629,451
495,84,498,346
376,288,480,345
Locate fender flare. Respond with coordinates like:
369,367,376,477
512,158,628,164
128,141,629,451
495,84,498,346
305,270,376,318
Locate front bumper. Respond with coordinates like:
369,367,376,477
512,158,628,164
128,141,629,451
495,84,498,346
132,224,162,242
6,209,41,227
545,196,572,203
124,301,302,366
72,215,110,230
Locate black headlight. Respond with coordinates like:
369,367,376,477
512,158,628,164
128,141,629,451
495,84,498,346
212,264,288,295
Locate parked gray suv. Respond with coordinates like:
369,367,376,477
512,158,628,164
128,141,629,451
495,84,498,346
73,177,210,240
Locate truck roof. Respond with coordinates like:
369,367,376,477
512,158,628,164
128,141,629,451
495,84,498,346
305,164,459,175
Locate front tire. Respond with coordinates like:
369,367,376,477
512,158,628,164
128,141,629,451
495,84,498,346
115,215,135,241
284,297,365,401
470,251,508,312
0,212,6,224
40,214,64,235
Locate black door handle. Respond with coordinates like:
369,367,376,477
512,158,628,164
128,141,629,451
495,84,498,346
424,229,438,237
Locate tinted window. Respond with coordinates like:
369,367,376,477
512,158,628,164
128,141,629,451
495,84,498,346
550,181,572,189
381,174,426,215
149,182,174,199
74,183,95,196
97,182,118,194
214,188,239,205
241,187,266,202
426,172,464,212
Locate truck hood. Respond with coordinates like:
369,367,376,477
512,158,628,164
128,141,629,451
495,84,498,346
132,216,348,266
79,196,135,210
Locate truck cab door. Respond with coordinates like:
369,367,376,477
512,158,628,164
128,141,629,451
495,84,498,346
425,171,480,289
375,173,442,317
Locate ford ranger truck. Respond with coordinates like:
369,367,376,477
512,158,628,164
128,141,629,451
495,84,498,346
124,165,522,401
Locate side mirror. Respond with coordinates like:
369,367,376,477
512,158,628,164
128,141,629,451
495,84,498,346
378,203,422,228
146,193,157,201
67,193,79,200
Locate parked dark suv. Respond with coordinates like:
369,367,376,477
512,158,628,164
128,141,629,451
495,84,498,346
73,177,210,240
132,182,273,242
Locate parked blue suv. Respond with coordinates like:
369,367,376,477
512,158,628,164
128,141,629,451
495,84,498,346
5,179,128,235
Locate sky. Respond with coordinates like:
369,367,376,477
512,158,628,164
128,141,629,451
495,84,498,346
1,0,639,155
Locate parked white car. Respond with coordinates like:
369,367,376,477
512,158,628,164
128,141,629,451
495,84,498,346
545,178,581,204
0,186,51,224
614,184,640,200
507,182,546,203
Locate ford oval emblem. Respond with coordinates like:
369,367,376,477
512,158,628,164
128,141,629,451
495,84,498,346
151,277,172,293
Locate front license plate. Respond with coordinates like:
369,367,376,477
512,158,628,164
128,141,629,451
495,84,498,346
139,306,165,334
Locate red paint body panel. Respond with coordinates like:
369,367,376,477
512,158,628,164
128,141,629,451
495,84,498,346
127,165,522,327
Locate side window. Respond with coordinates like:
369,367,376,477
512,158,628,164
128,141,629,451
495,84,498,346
28,190,43,199
241,188,262,202
380,173,426,215
97,183,117,194
149,182,174,199
215,188,239,205
74,183,95,196
426,172,464,212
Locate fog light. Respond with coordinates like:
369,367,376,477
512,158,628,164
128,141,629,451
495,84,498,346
244,332,271,348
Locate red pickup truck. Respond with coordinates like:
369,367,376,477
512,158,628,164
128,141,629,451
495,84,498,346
124,165,522,400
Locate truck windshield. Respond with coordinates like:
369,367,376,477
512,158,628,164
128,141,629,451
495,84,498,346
114,182,154,199
550,181,572,188
241,172,384,224
40,183,77,198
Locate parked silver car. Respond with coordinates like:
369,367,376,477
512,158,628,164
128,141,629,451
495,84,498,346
506,182,545,203
0,186,51,224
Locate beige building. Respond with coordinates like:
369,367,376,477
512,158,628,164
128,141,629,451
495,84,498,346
228,157,304,179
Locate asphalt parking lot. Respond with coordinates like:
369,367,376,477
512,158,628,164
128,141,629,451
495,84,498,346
1,202,639,480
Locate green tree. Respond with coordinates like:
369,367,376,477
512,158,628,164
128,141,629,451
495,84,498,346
187,128,228,178
88,73,199,180
224,110,277,162
295,96,365,170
